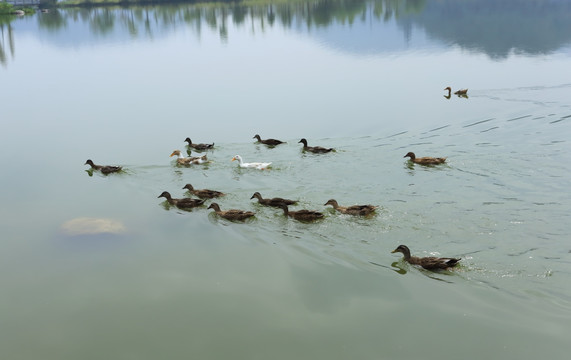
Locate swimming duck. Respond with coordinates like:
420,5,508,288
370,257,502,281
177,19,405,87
184,137,214,151
253,134,285,146
404,152,446,165
324,199,378,216
250,192,297,207
207,203,255,221
170,150,208,165
280,204,324,222
158,191,206,209
231,155,271,170
182,184,225,199
298,138,334,153
391,245,460,270
444,87,468,97
84,159,122,174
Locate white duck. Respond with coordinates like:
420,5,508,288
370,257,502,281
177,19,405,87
231,155,271,170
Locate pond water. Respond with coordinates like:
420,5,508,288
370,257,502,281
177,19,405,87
1,1,571,359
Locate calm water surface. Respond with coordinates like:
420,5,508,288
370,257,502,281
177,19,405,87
1,1,571,359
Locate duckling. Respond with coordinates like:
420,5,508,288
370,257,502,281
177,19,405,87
207,203,255,221
184,137,214,151
250,192,297,207
404,152,446,165
158,191,205,209
84,159,122,174
182,184,225,199
280,204,324,222
391,245,460,270
324,199,378,216
253,134,285,146
170,150,207,165
298,138,334,153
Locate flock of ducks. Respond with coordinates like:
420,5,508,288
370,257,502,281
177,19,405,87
84,133,460,271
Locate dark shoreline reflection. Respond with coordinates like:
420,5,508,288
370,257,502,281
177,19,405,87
2,0,571,67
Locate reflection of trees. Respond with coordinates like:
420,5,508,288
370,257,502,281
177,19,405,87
2,0,568,62
33,1,418,40
400,0,571,58
0,21,15,67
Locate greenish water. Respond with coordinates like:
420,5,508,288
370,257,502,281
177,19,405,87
1,1,571,359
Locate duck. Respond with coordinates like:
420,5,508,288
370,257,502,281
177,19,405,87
404,152,446,165
253,134,285,146
182,184,225,199
231,155,271,170
250,192,297,207
207,203,255,221
84,159,122,174
279,204,324,222
298,138,334,153
444,87,468,97
157,191,206,209
391,245,460,270
184,137,214,151
170,150,208,165
324,199,378,216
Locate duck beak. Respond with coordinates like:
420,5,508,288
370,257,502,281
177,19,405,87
231,157,236,161
170,152,176,157
391,249,398,253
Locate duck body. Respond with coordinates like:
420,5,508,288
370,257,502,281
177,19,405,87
84,159,122,174
404,152,446,165
183,184,225,199
280,204,324,222
250,192,297,207
232,155,271,170
298,138,334,153
170,150,208,165
184,137,214,151
324,199,378,216
158,191,206,209
208,203,255,221
444,87,468,97
253,134,285,146
391,245,460,270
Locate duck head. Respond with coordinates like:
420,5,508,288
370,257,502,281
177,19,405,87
391,245,412,259
157,191,172,199
324,199,339,208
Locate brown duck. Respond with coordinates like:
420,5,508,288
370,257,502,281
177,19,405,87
207,203,255,221
250,192,297,207
391,245,460,270
253,134,285,146
183,184,225,199
324,199,378,216
404,152,446,165
280,204,324,222
170,150,207,165
444,86,468,98
184,137,214,150
84,159,122,174
158,191,205,209
298,138,334,153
